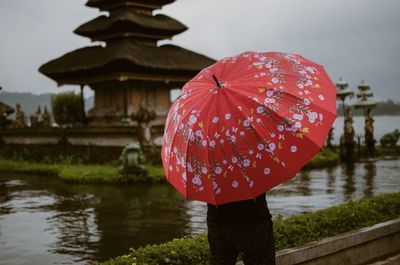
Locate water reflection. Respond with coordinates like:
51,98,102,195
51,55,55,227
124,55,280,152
342,163,356,200
363,162,376,198
1,158,400,265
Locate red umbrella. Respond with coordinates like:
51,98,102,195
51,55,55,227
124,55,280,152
162,51,336,205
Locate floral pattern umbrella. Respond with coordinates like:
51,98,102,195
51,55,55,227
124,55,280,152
162,51,337,205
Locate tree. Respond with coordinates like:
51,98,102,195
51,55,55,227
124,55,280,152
51,92,83,126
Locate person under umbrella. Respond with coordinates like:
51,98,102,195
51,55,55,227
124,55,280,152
162,51,337,265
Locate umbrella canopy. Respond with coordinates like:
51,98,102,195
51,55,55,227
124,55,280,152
162,51,336,205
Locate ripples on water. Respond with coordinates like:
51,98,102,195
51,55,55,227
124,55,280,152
0,158,399,264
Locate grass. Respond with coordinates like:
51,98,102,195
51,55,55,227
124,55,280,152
0,159,165,184
102,192,400,265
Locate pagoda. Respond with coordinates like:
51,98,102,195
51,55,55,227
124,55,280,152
39,0,215,125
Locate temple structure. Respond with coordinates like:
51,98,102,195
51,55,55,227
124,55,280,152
39,0,215,125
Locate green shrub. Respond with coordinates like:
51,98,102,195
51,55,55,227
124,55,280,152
303,149,340,170
103,192,400,265
51,91,83,126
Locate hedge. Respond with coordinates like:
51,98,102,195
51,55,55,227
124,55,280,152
102,192,400,265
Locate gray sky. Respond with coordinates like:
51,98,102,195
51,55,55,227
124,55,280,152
0,0,399,101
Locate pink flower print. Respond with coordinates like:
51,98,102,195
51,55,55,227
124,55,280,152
249,149,254,155
264,167,271,175
256,118,262,124
169,165,173,172
225,113,231,120
240,131,245,137
291,145,298,153
232,181,239,188
220,139,225,144
223,159,228,164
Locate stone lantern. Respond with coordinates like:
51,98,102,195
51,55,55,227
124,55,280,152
354,80,377,157
336,78,355,161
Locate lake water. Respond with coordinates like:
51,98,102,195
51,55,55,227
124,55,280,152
1,158,400,265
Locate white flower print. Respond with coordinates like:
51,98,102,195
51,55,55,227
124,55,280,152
243,159,251,167
232,181,239,188
277,124,285,132
243,119,251,127
249,149,254,155
266,90,274,97
257,106,265,114
319,113,324,121
272,77,279,84
264,168,271,175
223,159,228,164
209,140,216,148
297,83,304,89
264,98,276,104
269,142,276,151
215,167,222,175
195,130,203,138
318,94,325,101
291,145,298,153
212,117,220,123
188,115,197,125
257,143,265,150
220,139,225,144
182,172,187,181
201,140,207,147
260,72,267,77
240,131,245,136
225,113,231,120
202,167,208,174
307,112,318,123
189,134,195,142
231,135,237,143
270,67,279,73
293,114,303,120
192,175,202,186
187,163,193,172
178,124,184,130
305,79,313,86
306,66,316,74
249,181,254,188
303,98,311,106
256,118,262,124
232,157,238,163
169,165,173,171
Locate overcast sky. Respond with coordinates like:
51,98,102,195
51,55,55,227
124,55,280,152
0,0,399,101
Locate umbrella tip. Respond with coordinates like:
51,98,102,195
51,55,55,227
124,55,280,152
212,75,222,88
